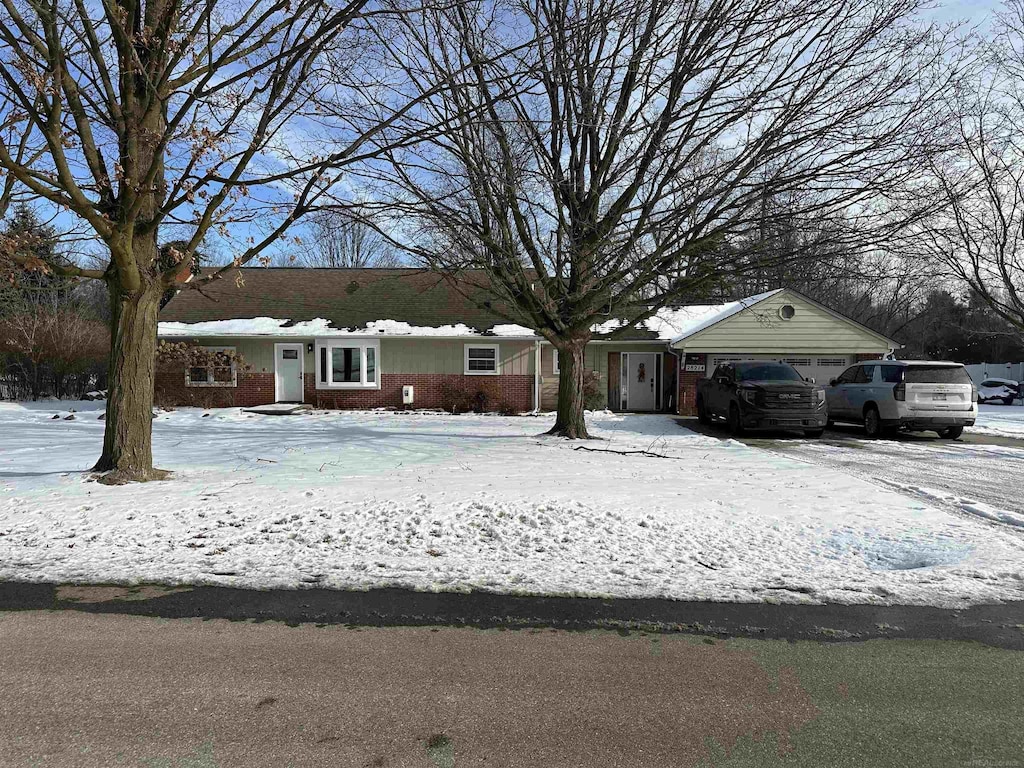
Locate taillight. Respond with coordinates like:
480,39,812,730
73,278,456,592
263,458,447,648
893,383,905,401
971,383,977,402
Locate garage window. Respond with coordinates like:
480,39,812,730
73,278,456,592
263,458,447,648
781,358,811,368
817,357,847,367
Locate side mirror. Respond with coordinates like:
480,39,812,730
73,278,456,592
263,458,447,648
804,376,816,384
829,378,838,387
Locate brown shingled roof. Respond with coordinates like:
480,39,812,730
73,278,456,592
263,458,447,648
160,268,518,333
159,267,665,340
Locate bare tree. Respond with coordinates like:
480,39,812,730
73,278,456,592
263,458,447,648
299,210,401,268
367,0,958,437
922,0,1024,339
0,0,442,481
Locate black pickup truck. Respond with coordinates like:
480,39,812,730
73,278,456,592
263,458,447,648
695,361,828,437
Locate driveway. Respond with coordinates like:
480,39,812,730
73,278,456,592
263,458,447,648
679,417,1024,521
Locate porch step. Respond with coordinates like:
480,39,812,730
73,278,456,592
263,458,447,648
241,403,312,416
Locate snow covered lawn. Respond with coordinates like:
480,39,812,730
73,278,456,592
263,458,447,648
972,404,1024,440
2,402,1023,608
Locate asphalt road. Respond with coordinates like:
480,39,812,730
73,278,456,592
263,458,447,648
678,417,1024,519
2,605,1023,768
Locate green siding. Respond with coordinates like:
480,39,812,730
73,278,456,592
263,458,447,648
380,339,534,375
678,291,891,354
160,337,535,377
540,343,667,410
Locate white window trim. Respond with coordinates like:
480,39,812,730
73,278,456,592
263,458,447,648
464,343,500,376
185,346,237,388
316,339,381,390
552,347,560,375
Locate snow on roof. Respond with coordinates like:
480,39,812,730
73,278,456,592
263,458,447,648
157,317,540,339
666,289,782,343
589,290,783,342
157,291,783,341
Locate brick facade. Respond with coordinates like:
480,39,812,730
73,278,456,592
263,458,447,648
160,370,535,412
235,372,276,407
305,373,534,411
677,369,703,416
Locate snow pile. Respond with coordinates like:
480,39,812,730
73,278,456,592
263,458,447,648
2,404,1023,606
972,404,1024,439
885,483,1024,528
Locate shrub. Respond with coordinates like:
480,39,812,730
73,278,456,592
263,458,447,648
582,369,604,410
153,342,248,408
439,378,503,414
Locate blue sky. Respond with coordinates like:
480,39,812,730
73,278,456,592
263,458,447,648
932,0,1001,23
24,0,1011,266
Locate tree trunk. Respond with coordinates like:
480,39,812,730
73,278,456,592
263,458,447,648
30,361,41,401
92,276,166,482
547,334,592,439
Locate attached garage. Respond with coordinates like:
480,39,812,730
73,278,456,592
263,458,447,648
704,353,854,388
671,289,900,416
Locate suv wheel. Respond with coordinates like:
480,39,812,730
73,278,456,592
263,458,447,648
939,426,964,440
805,428,824,438
727,403,745,436
696,397,711,425
1005,396,1015,406
863,406,884,438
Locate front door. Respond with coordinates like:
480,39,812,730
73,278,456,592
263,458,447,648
275,343,304,402
625,353,658,411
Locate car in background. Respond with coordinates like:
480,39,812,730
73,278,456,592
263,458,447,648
826,360,977,439
977,378,1020,405
696,360,828,437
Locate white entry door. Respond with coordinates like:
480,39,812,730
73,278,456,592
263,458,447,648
625,353,658,411
275,343,304,402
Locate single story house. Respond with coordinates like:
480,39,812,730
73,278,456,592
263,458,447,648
157,268,900,414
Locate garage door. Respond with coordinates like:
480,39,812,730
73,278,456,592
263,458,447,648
708,354,853,385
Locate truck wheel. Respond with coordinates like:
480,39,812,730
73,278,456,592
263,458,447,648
1004,396,1015,406
727,403,745,436
696,397,711,425
805,429,824,438
863,406,884,438
939,426,963,440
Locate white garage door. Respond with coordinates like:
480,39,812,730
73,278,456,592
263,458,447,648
707,354,853,384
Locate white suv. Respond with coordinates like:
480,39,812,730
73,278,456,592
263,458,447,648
825,360,977,439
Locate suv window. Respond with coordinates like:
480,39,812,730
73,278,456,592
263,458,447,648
851,365,874,384
880,365,904,384
904,366,971,384
835,366,859,385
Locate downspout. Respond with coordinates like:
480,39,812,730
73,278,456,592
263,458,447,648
666,344,682,414
533,340,543,414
